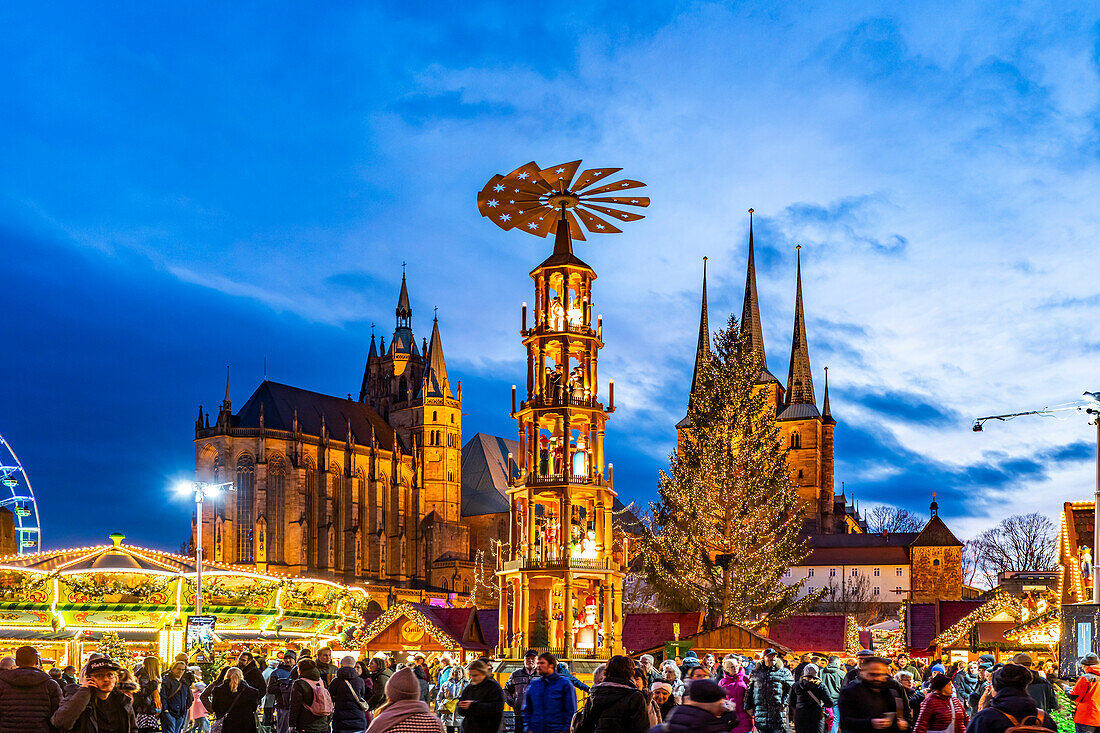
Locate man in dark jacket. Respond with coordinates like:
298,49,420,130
1010,654,1059,713
51,657,136,733
838,657,911,733
506,650,539,733
745,649,795,733
267,649,297,733
844,651,875,686
329,655,367,733
0,646,62,733
968,663,1056,733
523,653,577,733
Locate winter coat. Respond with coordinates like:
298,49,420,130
0,666,62,733
1025,674,1059,712
903,687,925,717
522,672,577,733
329,666,369,733
952,671,977,707
457,675,504,733
52,687,136,733
266,662,295,709
790,678,833,733
717,668,752,733
132,674,160,716
653,702,742,733
159,674,192,718
289,670,332,733
912,691,967,733
314,662,338,686
575,679,649,733
505,665,538,714
436,675,467,728
838,679,911,733
820,662,844,702
1072,664,1100,725
413,666,431,704
368,667,393,710
746,663,795,731
199,680,262,733
969,679,988,713
967,687,1057,733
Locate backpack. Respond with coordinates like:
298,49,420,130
997,710,1049,733
302,679,334,716
274,674,294,708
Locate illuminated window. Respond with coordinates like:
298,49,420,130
235,454,255,563
268,462,285,564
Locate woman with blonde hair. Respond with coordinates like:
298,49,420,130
200,666,263,733
436,662,467,733
135,656,163,732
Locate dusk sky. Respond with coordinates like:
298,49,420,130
3,3,1100,551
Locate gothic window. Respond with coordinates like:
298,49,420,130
791,431,801,449
236,454,255,563
304,462,317,565
433,411,438,422
268,461,285,564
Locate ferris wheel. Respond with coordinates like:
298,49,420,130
0,435,41,554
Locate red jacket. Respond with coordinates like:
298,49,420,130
1071,665,1100,725
913,691,968,733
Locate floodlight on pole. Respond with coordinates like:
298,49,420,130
176,480,233,617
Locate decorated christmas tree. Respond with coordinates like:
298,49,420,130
642,314,819,627
96,631,131,663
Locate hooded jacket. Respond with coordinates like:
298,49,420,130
575,679,649,733
658,703,742,733
521,671,576,733
746,662,795,730
820,661,844,702
967,687,1057,733
289,667,332,733
717,668,752,733
1071,664,1100,725
0,667,62,733
328,665,368,733
52,686,137,733
367,666,392,710
266,661,295,709
1025,673,1059,712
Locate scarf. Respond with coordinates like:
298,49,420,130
367,699,434,732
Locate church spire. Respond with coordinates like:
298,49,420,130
741,209,767,364
822,366,835,424
396,267,412,329
359,329,377,404
418,313,452,399
222,365,231,410
688,257,711,401
785,246,815,405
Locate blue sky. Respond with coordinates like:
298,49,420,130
3,2,1100,550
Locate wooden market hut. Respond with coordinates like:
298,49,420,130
624,612,792,659
359,602,490,663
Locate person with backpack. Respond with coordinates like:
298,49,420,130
200,667,263,733
288,658,333,733
267,650,297,733
329,655,369,733
159,661,192,733
967,663,1055,733
1069,652,1100,733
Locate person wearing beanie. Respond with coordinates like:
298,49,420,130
656,678,741,733
364,665,442,732
650,681,676,721
1070,653,1100,732
968,664,1056,733
790,663,833,733
913,674,967,733
574,655,647,733
288,658,332,733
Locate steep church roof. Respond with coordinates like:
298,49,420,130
460,433,518,516
740,210,779,385
236,380,402,452
784,247,816,406
418,316,452,399
677,258,710,430
909,514,964,547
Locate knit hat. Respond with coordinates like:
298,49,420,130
992,664,1032,691
802,664,820,678
651,681,673,694
385,666,421,702
686,678,724,704
930,662,946,674
1011,653,1033,667
929,673,952,692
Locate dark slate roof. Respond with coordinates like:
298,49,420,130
477,609,499,650
777,402,821,421
622,612,701,654
460,434,518,516
909,515,964,547
236,381,401,452
767,614,847,653
800,532,918,566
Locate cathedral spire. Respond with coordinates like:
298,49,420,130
741,209,767,364
396,268,412,329
418,313,452,399
688,256,711,401
222,365,231,410
785,246,815,405
822,366,835,424
359,329,377,404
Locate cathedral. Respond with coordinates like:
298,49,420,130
678,211,861,535
192,273,482,598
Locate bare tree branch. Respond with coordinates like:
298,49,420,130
969,513,1057,584
865,505,925,534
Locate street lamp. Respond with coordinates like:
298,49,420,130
175,480,233,616
974,392,1100,603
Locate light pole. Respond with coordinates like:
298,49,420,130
176,481,232,616
974,391,1100,603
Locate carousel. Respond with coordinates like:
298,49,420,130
0,534,370,666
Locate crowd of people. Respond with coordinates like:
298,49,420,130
2,643,1100,733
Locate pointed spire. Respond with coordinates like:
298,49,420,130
396,269,412,328
360,329,377,404
930,491,939,517
823,366,835,424
689,257,711,400
418,314,452,399
552,208,573,257
368,329,377,359
785,246,815,405
741,209,767,364
223,365,231,405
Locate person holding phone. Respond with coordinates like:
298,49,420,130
52,657,137,733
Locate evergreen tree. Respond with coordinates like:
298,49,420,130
641,314,819,627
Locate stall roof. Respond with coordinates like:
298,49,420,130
766,614,852,654
361,603,489,651
622,613,702,655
